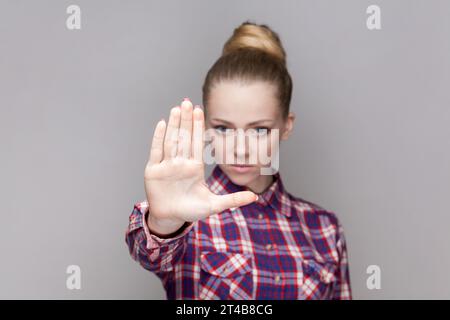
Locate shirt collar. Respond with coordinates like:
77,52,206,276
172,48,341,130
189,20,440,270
207,165,292,218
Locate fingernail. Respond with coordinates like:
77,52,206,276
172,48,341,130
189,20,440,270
255,195,259,201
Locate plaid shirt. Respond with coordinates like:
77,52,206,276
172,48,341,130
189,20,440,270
125,165,352,300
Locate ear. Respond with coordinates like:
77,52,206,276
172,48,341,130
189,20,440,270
280,112,295,140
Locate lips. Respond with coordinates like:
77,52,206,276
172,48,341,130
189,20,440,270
229,164,254,173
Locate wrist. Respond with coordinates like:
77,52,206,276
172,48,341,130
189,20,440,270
146,212,186,238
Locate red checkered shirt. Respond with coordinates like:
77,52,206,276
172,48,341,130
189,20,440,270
125,165,352,300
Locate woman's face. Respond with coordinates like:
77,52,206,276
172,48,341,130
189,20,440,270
205,80,295,188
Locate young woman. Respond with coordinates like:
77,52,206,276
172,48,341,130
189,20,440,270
125,21,352,300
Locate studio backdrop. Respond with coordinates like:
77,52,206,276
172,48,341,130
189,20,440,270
1,0,449,299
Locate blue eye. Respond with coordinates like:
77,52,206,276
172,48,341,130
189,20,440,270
255,127,271,135
214,125,228,133
213,126,271,135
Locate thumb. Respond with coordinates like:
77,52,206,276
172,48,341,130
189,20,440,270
209,191,258,215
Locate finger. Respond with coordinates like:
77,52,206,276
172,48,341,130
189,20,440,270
177,98,193,158
148,119,166,165
163,106,181,160
208,191,258,215
192,105,205,163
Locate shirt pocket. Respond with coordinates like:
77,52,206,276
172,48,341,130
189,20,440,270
301,259,338,300
199,251,253,300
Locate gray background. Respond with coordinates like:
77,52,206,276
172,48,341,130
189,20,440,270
1,0,449,299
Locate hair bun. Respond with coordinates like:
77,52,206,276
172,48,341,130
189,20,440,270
222,21,287,66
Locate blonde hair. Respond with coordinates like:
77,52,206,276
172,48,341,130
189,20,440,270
222,22,286,66
202,21,292,118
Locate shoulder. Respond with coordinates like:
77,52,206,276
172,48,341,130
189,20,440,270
288,194,347,262
288,193,341,229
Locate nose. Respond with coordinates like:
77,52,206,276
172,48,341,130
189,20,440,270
233,129,249,163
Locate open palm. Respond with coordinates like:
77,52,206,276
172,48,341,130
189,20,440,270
144,99,257,235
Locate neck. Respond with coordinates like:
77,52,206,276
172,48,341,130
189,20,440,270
245,174,275,194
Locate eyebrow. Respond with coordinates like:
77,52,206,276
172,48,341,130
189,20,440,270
210,118,274,126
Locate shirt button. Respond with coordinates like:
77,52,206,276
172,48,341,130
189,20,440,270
258,214,264,220
274,275,281,283
266,244,272,250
